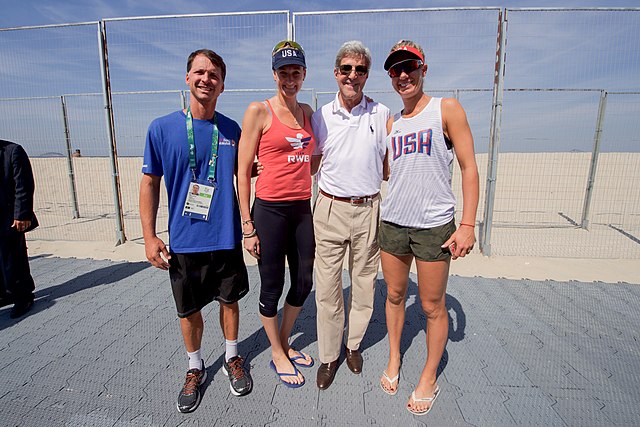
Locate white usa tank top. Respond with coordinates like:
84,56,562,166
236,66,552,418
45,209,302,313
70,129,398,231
381,97,456,228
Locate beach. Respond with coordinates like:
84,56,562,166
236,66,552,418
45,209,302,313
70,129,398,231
25,152,640,282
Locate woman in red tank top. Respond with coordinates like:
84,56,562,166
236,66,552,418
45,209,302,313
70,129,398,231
238,40,316,388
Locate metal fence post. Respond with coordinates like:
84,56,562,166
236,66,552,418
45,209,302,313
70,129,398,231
98,21,126,245
180,90,187,110
581,90,608,229
289,11,294,40
61,95,81,219
481,8,508,257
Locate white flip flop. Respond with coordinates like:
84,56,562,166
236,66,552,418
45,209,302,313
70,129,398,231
380,370,400,396
407,384,440,416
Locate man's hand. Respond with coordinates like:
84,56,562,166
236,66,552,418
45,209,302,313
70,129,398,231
11,219,31,233
145,236,171,270
254,161,264,176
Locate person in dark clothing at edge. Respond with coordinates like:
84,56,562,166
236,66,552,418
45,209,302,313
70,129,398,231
1,139,38,319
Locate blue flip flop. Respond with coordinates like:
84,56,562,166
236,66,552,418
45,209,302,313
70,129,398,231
269,360,305,388
289,351,314,368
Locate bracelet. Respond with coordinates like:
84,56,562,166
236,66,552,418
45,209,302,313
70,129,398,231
459,222,475,228
242,219,254,225
243,229,257,238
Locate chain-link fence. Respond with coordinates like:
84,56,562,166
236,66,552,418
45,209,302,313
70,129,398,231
1,8,638,258
483,9,640,258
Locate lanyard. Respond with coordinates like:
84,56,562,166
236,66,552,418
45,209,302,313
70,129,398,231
186,107,219,183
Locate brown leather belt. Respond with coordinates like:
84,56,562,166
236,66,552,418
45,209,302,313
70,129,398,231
320,189,379,205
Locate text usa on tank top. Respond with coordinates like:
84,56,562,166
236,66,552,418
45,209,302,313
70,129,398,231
381,97,456,228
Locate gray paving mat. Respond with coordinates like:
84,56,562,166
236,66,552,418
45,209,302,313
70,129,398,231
1,257,639,426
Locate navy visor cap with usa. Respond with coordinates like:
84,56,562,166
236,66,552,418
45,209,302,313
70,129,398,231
272,40,306,70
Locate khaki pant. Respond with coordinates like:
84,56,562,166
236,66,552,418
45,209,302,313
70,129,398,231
314,192,380,363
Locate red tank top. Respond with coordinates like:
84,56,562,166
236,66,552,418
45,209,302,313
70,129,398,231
255,100,315,201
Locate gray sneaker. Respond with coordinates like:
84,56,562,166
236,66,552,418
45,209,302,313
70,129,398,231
222,355,252,396
176,359,207,413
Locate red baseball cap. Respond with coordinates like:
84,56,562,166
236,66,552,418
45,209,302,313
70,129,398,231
383,45,425,70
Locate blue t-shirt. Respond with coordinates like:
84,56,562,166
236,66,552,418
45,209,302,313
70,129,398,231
142,110,242,253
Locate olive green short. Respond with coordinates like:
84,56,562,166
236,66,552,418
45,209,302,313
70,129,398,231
378,218,456,262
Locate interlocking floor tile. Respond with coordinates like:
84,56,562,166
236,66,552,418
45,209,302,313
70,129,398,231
1,257,638,426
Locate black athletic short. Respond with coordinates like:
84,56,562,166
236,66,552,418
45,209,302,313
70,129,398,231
168,245,249,318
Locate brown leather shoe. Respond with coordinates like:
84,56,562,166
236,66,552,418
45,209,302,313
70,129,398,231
345,348,362,374
316,360,339,389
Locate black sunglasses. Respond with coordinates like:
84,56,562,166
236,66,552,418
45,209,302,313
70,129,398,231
387,59,423,78
337,64,368,77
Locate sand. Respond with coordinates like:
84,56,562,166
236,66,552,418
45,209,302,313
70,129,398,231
26,239,640,284
25,153,640,283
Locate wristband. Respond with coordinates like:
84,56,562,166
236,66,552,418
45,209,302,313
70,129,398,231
242,219,254,225
459,222,475,228
243,229,257,238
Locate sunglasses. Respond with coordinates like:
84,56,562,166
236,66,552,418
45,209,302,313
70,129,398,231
272,40,305,56
387,59,423,78
337,64,369,77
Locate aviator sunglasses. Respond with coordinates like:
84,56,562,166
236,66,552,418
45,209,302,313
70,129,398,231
337,64,369,77
387,59,424,78
272,40,305,55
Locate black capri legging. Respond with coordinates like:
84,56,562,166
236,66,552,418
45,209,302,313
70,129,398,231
253,198,315,317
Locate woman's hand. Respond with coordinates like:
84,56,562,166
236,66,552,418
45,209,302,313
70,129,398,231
441,225,475,260
244,235,261,259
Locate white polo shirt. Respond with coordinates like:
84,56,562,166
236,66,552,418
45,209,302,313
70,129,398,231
311,93,390,197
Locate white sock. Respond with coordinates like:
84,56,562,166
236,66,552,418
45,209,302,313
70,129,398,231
225,339,238,362
187,349,202,370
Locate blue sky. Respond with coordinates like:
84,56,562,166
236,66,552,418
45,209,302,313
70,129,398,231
2,0,639,28
1,1,639,156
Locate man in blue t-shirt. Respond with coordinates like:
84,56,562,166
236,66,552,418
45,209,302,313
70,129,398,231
140,49,252,413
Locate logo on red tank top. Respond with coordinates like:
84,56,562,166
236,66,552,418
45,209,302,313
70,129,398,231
286,133,311,150
286,133,311,163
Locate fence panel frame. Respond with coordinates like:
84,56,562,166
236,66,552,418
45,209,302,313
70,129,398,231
1,7,638,257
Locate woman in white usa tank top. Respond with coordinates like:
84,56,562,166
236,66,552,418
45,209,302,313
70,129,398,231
378,40,479,416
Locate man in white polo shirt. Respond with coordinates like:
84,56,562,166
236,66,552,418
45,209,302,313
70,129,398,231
311,40,390,390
